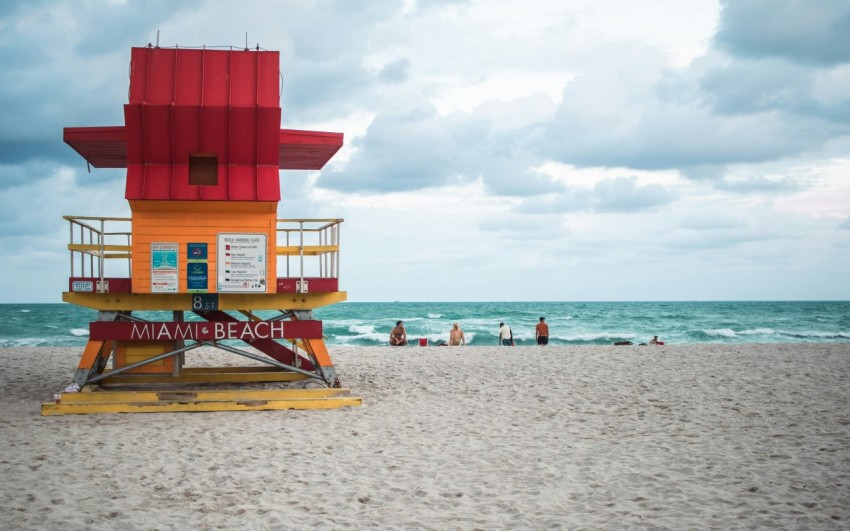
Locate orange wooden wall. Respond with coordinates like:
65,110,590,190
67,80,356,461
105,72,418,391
130,200,277,294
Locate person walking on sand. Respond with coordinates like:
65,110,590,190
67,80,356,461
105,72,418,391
499,322,513,346
389,321,407,346
536,316,549,345
449,322,466,346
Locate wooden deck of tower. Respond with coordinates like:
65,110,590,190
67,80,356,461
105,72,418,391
46,45,360,414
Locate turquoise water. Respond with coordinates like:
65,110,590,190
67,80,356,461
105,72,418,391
0,301,848,347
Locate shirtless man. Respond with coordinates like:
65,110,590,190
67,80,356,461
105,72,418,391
535,316,549,346
449,322,466,346
389,321,407,346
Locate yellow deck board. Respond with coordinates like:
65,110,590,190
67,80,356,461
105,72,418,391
42,396,362,415
59,387,352,404
62,291,347,310
98,370,310,384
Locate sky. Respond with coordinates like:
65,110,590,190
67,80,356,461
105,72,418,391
1,0,849,303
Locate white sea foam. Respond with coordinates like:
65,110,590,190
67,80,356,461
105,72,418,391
19,309,31,313
427,313,442,319
335,329,387,344
705,328,737,337
0,337,47,347
349,324,376,334
69,328,89,337
739,328,775,336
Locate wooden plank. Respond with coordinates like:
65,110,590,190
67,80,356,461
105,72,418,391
57,387,352,403
68,244,133,252
61,291,348,310
130,206,276,293
133,218,271,230
98,371,309,384
89,320,322,341
276,245,339,256
154,366,290,373
41,396,361,415
77,340,107,370
129,200,276,213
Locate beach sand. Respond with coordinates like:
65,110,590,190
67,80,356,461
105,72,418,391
1,344,848,529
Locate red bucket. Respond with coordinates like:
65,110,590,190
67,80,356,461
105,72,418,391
418,338,428,347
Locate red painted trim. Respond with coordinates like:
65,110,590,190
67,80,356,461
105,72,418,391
279,129,343,170
63,127,128,168
64,126,344,171
276,277,339,293
89,320,322,341
196,310,316,369
69,277,132,293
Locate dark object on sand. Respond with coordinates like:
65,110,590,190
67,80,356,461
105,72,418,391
614,341,633,346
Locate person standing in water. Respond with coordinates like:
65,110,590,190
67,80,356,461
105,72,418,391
499,322,513,346
449,322,466,346
535,316,549,345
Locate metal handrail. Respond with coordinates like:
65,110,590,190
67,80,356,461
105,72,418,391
276,219,343,293
66,216,132,292
65,216,343,294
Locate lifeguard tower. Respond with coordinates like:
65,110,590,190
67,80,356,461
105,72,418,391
43,45,360,414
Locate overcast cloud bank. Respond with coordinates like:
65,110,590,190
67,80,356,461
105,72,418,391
0,0,848,302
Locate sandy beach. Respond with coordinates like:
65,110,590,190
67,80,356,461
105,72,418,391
1,343,848,529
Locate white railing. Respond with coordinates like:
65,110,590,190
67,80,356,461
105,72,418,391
65,216,132,292
64,216,343,293
276,218,343,284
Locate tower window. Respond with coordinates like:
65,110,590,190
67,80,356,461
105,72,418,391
189,154,218,186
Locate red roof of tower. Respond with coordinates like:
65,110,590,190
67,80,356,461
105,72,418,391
63,47,343,201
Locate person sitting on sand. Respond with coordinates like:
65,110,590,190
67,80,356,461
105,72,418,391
449,322,466,346
650,335,659,345
536,317,549,345
389,321,407,346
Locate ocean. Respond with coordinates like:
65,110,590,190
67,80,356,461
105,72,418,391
1,301,848,348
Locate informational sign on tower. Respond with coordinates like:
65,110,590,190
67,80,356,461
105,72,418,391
187,242,209,293
216,233,267,293
151,242,179,293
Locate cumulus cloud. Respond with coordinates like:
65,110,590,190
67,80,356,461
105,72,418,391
1,0,849,301
591,177,677,212
317,105,559,196
378,58,411,83
535,1,850,182
713,175,801,193
714,0,850,66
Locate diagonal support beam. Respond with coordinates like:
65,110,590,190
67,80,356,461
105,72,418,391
194,310,315,370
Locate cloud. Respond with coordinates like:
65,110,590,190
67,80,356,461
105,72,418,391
0,1,180,174
316,105,559,196
713,175,801,193
512,175,677,215
591,177,677,212
378,58,411,83
714,0,850,66
538,43,850,181
2,0,849,302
